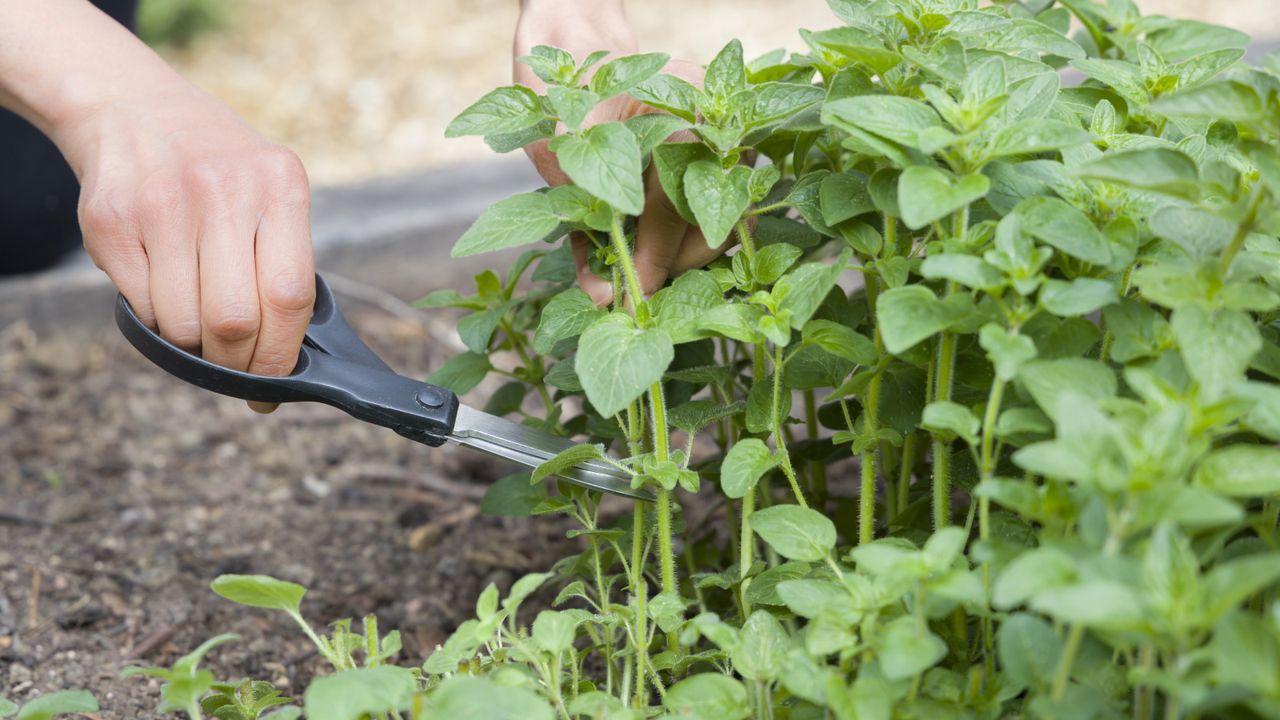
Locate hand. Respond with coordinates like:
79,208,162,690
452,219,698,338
65,79,315,412
515,2,725,305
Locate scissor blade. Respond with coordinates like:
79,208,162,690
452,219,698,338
448,405,651,501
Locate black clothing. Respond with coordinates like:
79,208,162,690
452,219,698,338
0,0,138,275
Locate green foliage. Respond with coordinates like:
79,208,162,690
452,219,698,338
153,2,1280,718
137,0,227,49
0,691,98,720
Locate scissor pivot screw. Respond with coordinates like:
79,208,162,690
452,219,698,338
416,386,448,409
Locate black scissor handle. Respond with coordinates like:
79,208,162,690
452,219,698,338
115,274,459,446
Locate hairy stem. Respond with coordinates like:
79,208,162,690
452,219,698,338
932,324,958,529
773,345,808,508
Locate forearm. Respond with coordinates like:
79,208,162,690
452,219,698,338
0,0,180,171
514,0,636,84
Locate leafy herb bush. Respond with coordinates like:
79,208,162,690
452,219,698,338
133,0,1280,718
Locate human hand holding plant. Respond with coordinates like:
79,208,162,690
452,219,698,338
515,0,720,304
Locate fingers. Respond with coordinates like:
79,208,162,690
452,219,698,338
137,183,203,354
197,214,260,373
79,187,156,329
671,226,728,276
633,169,688,297
571,232,613,307
246,151,316,412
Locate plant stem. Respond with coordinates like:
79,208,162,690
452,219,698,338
1098,266,1132,364
1217,187,1263,277
978,378,1006,681
736,219,758,263
610,214,647,314
860,270,886,545
1051,624,1085,701
932,323,958,529
650,381,677,597
739,485,756,617
772,345,808,508
897,431,917,519
631,503,648,707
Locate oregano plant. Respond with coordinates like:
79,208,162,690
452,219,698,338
126,1,1280,718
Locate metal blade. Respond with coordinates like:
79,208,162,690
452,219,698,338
448,404,651,501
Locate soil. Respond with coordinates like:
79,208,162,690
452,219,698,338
0,303,576,717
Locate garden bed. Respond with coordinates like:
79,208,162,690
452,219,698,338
0,162,560,716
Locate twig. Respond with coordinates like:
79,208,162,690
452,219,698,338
27,571,40,630
123,623,177,660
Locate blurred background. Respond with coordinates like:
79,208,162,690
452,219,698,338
142,0,1280,185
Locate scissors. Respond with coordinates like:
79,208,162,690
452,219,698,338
114,274,647,501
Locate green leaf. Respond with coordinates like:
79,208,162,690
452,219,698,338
1016,197,1111,266
1076,148,1201,200
733,611,789,682
590,52,670,101
699,303,765,343
665,674,751,720
1039,278,1119,317
802,319,877,365
653,143,717,224
1017,358,1116,420
1194,446,1280,497
625,113,693,156
998,614,1064,691
418,675,554,720
0,699,15,718
446,86,544,138
748,82,826,127
668,399,745,433
921,254,1004,291
653,270,724,343
452,192,561,258
822,95,943,150
480,472,546,517
986,119,1093,160
876,285,968,354
751,244,802,284
721,439,779,499
705,39,746,100
750,505,836,562
14,692,99,720
819,171,875,226
775,249,852,331
980,324,1038,382
534,288,606,354
922,401,979,446
517,45,574,85
1030,580,1144,632
211,575,306,614
550,123,645,215
898,167,991,231
302,667,417,720
631,73,702,123
576,313,674,417
531,443,607,484
546,86,599,131
428,352,491,394
683,161,752,248
994,547,1077,609
1152,81,1264,123
878,616,947,681
532,610,578,655
1172,306,1260,400
1209,612,1280,697
1203,554,1280,624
